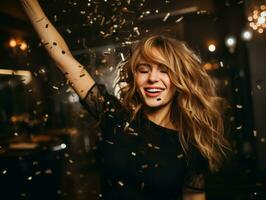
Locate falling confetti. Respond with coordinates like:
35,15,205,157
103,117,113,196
175,16,183,23
163,12,170,21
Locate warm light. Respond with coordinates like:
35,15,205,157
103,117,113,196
258,16,266,24
20,42,27,51
249,5,266,34
241,30,253,41
258,28,264,33
261,11,266,17
248,16,253,21
9,39,17,48
225,36,236,47
208,44,216,52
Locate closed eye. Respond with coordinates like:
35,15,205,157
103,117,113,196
136,64,151,73
159,65,169,73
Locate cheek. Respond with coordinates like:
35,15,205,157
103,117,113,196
135,73,146,88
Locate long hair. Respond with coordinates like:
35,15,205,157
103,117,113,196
116,35,230,172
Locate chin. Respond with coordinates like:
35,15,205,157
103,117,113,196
144,100,166,108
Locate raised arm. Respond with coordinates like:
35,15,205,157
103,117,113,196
20,0,95,99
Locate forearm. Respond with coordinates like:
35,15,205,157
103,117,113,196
20,0,71,56
20,0,95,98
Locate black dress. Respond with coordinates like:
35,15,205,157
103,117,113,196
80,84,208,200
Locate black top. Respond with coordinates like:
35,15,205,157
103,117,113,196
80,84,208,200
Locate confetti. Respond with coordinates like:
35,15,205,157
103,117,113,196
177,154,184,159
141,164,148,169
163,12,170,21
133,27,140,35
120,53,125,61
106,140,114,145
236,125,243,130
52,86,59,90
35,171,41,175
236,104,243,109
253,130,257,137
175,16,183,23
118,181,124,186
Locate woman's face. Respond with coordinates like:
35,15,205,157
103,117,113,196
134,48,176,108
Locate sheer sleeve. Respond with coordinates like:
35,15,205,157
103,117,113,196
183,148,209,194
80,83,127,130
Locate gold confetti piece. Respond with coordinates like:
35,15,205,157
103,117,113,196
106,140,114,145
52,86,59,90
163,12,170,21
131,152,136,156
100,16,105,25
257,84,262,90
154,146,160,150
141,164,148,169
118,181,124,186
66,171,72,175
65,88,72,93
236,125,243,130
66,28,72,34
20,193,26,197
133,27,140,35
147,143,153,148
177,154,184,159
45,169,53,174
236,104,243,109
2,170,7,174
120,53,125,61
35,171,41,175
28,176,32,180
253,130,257,137
220,61,224,67
175,16,183,23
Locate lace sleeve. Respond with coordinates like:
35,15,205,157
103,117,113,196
183,149,209,194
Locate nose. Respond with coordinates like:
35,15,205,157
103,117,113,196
148,69,159,83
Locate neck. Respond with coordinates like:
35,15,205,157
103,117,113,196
144,103,176,130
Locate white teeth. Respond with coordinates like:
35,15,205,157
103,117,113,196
145,88,163,93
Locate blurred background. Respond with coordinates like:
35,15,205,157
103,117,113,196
0,0,266,199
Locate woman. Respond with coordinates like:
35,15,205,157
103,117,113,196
21,0,230,199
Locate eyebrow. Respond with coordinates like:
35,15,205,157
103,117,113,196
136,63,151,68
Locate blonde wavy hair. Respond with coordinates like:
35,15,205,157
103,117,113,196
116,35,230,172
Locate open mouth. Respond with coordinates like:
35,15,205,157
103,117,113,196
144,87,165,97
